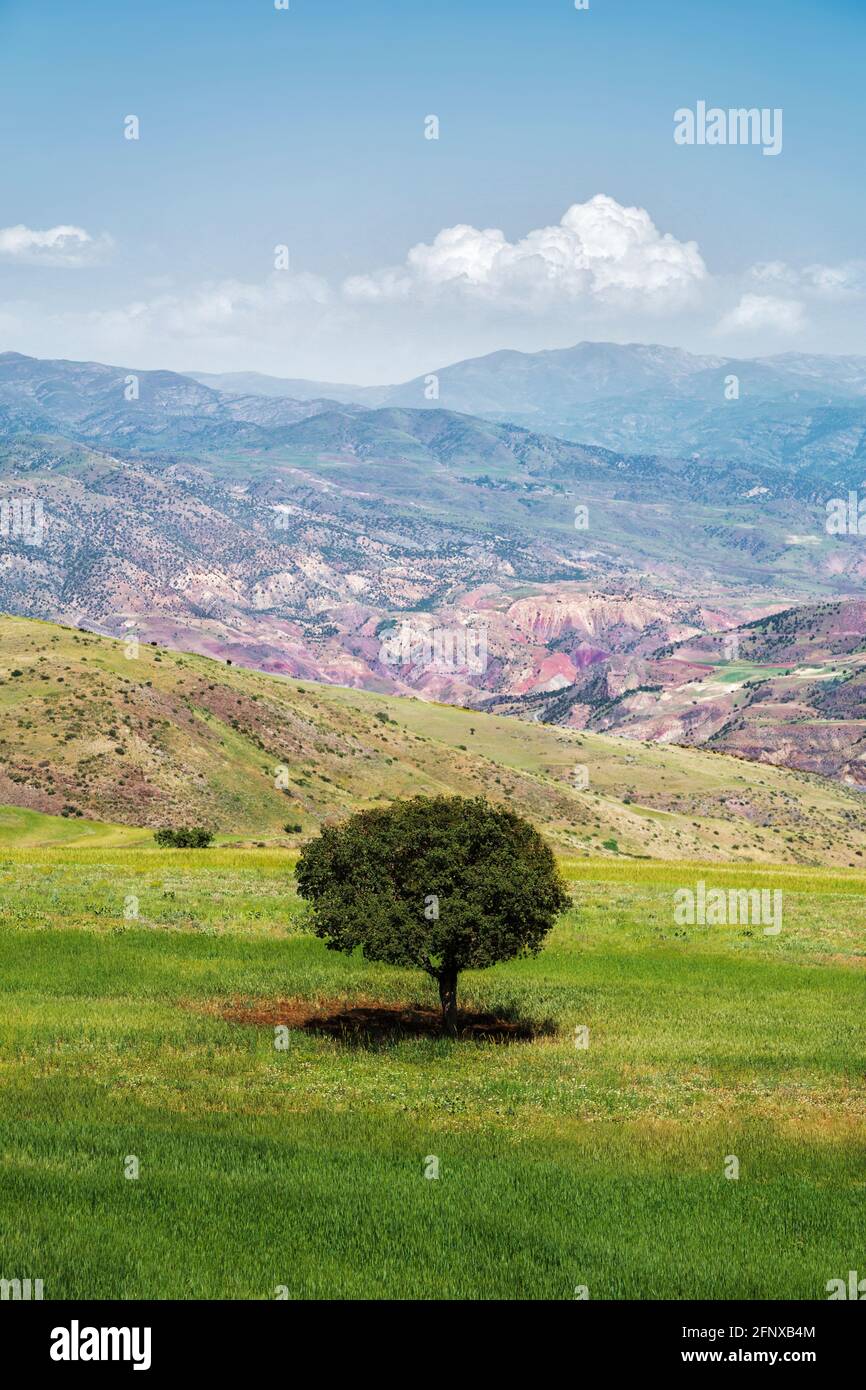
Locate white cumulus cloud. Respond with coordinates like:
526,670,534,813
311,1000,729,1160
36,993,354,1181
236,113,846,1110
0,224,112,267
716,293,806,336
344,194,708,310
748,259,865,300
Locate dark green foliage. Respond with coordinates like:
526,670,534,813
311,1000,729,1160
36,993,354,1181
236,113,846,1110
153,827,213,848
295,795,570,1032
283,822,303,834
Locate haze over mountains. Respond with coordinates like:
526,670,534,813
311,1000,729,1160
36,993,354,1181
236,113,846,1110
0,343,864,789
192,341,866,473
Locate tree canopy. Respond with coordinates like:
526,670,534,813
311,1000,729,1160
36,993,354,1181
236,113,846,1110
295,794,570,1033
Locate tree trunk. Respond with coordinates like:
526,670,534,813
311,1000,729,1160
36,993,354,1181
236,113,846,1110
438,967,458,1037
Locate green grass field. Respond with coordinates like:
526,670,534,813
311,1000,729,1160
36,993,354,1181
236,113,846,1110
1,841,863,1299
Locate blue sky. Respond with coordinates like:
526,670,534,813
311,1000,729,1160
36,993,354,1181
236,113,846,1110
0,0,863,381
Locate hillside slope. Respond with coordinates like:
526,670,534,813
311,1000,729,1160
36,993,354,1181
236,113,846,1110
1,615,865,865
489,599,866,786
3,352,866,762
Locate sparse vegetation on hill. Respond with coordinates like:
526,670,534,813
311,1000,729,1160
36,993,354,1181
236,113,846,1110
1,614,866,864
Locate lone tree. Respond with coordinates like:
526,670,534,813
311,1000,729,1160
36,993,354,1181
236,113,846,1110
295,794,570,1035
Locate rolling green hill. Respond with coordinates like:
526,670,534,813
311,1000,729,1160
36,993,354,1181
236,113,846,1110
0,804,149,848
2,614,865,864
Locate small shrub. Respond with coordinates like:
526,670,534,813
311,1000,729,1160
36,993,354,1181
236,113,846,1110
154,827,214,848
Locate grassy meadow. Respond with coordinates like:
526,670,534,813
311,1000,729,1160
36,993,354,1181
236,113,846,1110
1,839,863,1299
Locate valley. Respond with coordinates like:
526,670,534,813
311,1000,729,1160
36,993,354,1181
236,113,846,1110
5,0,864,1321
0,347,864,793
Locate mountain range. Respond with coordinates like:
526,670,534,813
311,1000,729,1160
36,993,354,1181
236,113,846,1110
0,344,864,788
192,341,866,474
